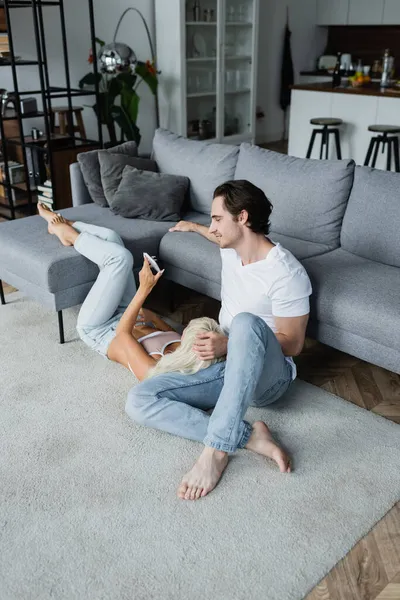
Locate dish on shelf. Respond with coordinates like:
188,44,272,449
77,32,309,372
191,32,206,58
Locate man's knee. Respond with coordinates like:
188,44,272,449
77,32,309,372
230,312,270,338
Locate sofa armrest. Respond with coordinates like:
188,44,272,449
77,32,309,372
70,162,93,207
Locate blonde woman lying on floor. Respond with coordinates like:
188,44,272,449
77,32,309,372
37,203,225,381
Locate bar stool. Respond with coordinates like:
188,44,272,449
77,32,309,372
306,118,343,160
364,125,400,172
50,105,87,139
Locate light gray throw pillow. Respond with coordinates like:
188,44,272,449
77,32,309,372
109,165,189,221
98,151,158,206
77,141,138,207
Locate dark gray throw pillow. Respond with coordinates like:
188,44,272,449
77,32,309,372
109,165,189,221
98,151,158,206
77,141,138,207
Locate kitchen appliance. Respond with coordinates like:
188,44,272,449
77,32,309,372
340,53,352,72
380,48,394,88
318,55,337,71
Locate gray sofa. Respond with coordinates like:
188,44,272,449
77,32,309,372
1,129,399,374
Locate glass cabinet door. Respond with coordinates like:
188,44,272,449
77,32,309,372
220,0,254,141
185,0,218,141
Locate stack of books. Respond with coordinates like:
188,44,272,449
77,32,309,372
37,180,53,207
0,33,9,55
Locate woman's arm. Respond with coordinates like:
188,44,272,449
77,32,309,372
140,308,176,332
115,257,164,336
115,288,149,336
109,332,156,381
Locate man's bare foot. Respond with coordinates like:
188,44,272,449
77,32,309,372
245,421,291,473
177,447,229,500
48,215,77,246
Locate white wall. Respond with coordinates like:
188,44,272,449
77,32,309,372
0,0,325,149
256,0,327,143
2,0,157,154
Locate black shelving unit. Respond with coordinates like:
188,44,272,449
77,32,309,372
0,0,103,219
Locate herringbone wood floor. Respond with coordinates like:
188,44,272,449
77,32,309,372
1,275,399,600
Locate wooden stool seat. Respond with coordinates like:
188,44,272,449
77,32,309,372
364,125,400,172
368,124,400,134
50,105,86,139
310,118,343,126
306,117,343,160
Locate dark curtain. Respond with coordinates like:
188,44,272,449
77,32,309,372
279,11,294,139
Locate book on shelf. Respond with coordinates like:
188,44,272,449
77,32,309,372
38,189,52,198
38,193,53,206
37,180,52,194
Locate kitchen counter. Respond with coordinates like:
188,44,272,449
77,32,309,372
291,81,400,99
288,83,400,169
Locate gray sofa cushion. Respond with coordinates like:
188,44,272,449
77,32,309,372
77,141,138,207
234,144,355,249
341,165,400,268
268,232,336,260
159,230,222,285
110,166,189,221
0,204,175,294
302,248,400,350
152,128,239,215
98,151,158,206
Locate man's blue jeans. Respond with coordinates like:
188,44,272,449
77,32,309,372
126,313,293,453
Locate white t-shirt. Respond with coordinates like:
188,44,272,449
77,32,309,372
219,241,312,380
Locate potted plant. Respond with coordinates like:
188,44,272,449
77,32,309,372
79,38,158,148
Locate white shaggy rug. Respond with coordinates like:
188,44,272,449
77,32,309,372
1,293,400,600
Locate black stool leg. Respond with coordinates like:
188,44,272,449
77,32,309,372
364,137,376,166
58,310,65,344
382,132,387,154
0,280,5,305
371,137,381,168
333,129,342,159
306,129,317,159
320,127,327,159
393,136,400,172
386,136,392,171
325,128,330,159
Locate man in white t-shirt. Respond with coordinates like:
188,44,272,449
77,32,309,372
126,180,312,501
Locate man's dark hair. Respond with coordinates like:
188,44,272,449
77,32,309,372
213,180,273,235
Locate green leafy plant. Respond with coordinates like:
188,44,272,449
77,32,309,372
79,38,158,147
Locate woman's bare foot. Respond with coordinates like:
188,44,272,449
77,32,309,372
48,215,78,246
245,421,291,473
38,202,73,231
177,447,229,500
37,202,57,223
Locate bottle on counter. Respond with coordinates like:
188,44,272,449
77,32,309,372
371,60,381,80
332,53,342,88
355,59,363,78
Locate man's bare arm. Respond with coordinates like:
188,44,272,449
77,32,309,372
169,221,217,244
273,314,309,356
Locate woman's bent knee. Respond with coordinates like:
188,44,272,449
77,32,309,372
112,247,133,270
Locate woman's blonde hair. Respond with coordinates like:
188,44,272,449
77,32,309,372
145,316,225,379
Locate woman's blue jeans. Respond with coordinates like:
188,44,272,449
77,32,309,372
126,313,293,453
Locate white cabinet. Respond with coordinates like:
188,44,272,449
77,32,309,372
317,0,349,25
382,0,400,24
154,0,259,144
347,0,385,24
